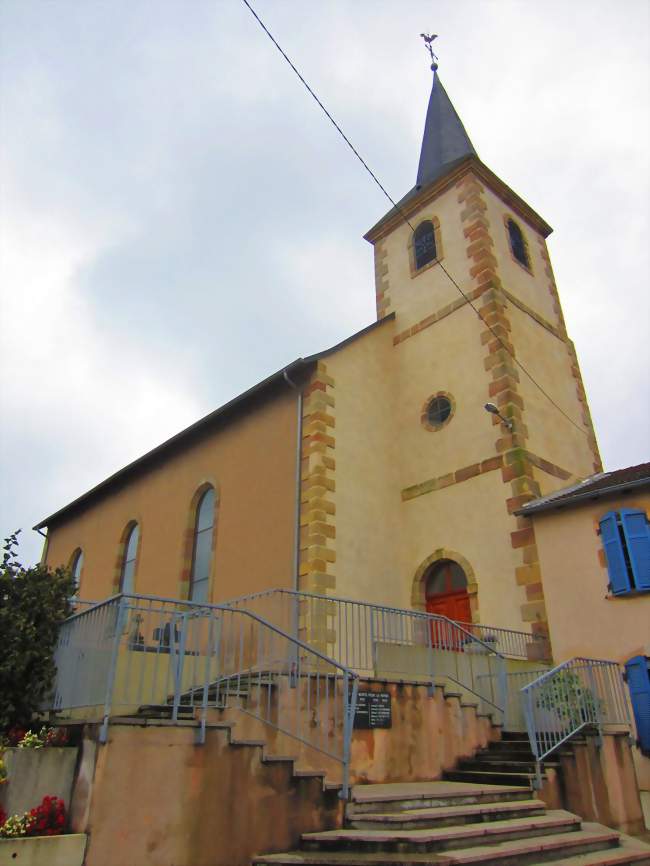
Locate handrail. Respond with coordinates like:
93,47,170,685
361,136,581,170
228,587,507,656
227,587,508,722
453,620,550,661
69,598,100,611
68,588,547,659
50,592,359,798
520,656,631,788
227,587,546,660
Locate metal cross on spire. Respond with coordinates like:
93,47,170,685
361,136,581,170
420,32,439,71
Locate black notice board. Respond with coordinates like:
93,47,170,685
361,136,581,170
353,690,392,729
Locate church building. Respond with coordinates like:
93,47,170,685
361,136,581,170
36,68,602,654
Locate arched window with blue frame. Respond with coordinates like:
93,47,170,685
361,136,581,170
189,487,215,603
120,523,139,595
69,548,84,596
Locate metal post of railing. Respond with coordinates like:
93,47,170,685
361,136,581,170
497,655,508,727
340,671,358,801
171,612,189,723
427,617,435,697
290,591,299,672
587,663,603,748
99,597,126,744
197,613,215,745
523,686,542,789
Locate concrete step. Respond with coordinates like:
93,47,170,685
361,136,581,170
347,798,546,830
542,846,650,865
484,738,575,755
458,758,542,768
254,827,621,865
301,811,581,853
457,760,559,774
500,731,532,742
261,754,299,764
480,742,536,755
347,782,534,815
136,704,195,720
445,769,538,787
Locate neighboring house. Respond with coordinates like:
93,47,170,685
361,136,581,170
518,463,650,791
38,71,601,648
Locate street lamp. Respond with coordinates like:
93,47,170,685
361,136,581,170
484,402,513,431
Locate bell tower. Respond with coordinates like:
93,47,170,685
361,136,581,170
364,60,601,640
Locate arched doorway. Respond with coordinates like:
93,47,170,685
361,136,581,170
425,559,471,624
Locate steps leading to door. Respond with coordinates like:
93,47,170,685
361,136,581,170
444,730,554,789
253,781,650,865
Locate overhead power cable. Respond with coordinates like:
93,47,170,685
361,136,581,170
239,0,591,439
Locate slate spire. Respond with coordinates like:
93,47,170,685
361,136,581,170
416,70,477,188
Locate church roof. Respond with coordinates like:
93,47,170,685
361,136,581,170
416,72,477,189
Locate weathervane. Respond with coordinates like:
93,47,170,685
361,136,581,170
420,32,438,71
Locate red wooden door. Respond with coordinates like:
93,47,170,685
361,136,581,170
425,560,471,649
426,590,471,623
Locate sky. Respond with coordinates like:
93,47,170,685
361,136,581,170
1,0,648,567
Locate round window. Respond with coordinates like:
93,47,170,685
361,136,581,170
427,395,452,427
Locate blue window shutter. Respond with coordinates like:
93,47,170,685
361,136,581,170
625,656,650,754
620,508,650,590
599,511,631,594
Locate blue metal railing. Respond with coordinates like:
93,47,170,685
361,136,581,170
50,593,359,798
521,657,631,786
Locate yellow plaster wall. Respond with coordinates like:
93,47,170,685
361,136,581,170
319,322,401,606
506,304,595,487
481,187,557,326
534,494,650,663
44,390,298,604
321,311,529,633
394,305,496,487
399,469,525,628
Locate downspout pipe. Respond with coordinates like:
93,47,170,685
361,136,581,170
283,367,303,594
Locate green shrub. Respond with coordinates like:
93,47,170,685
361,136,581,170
0,531,75,731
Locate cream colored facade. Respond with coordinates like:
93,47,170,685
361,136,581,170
297,157,600,640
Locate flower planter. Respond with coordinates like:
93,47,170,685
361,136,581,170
0,833,86,866
0,749,77,817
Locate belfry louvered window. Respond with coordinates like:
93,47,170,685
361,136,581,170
414,221,437,270
506,218,530,269
599,509,650,595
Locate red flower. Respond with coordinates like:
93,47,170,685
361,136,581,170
23,796,66,837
